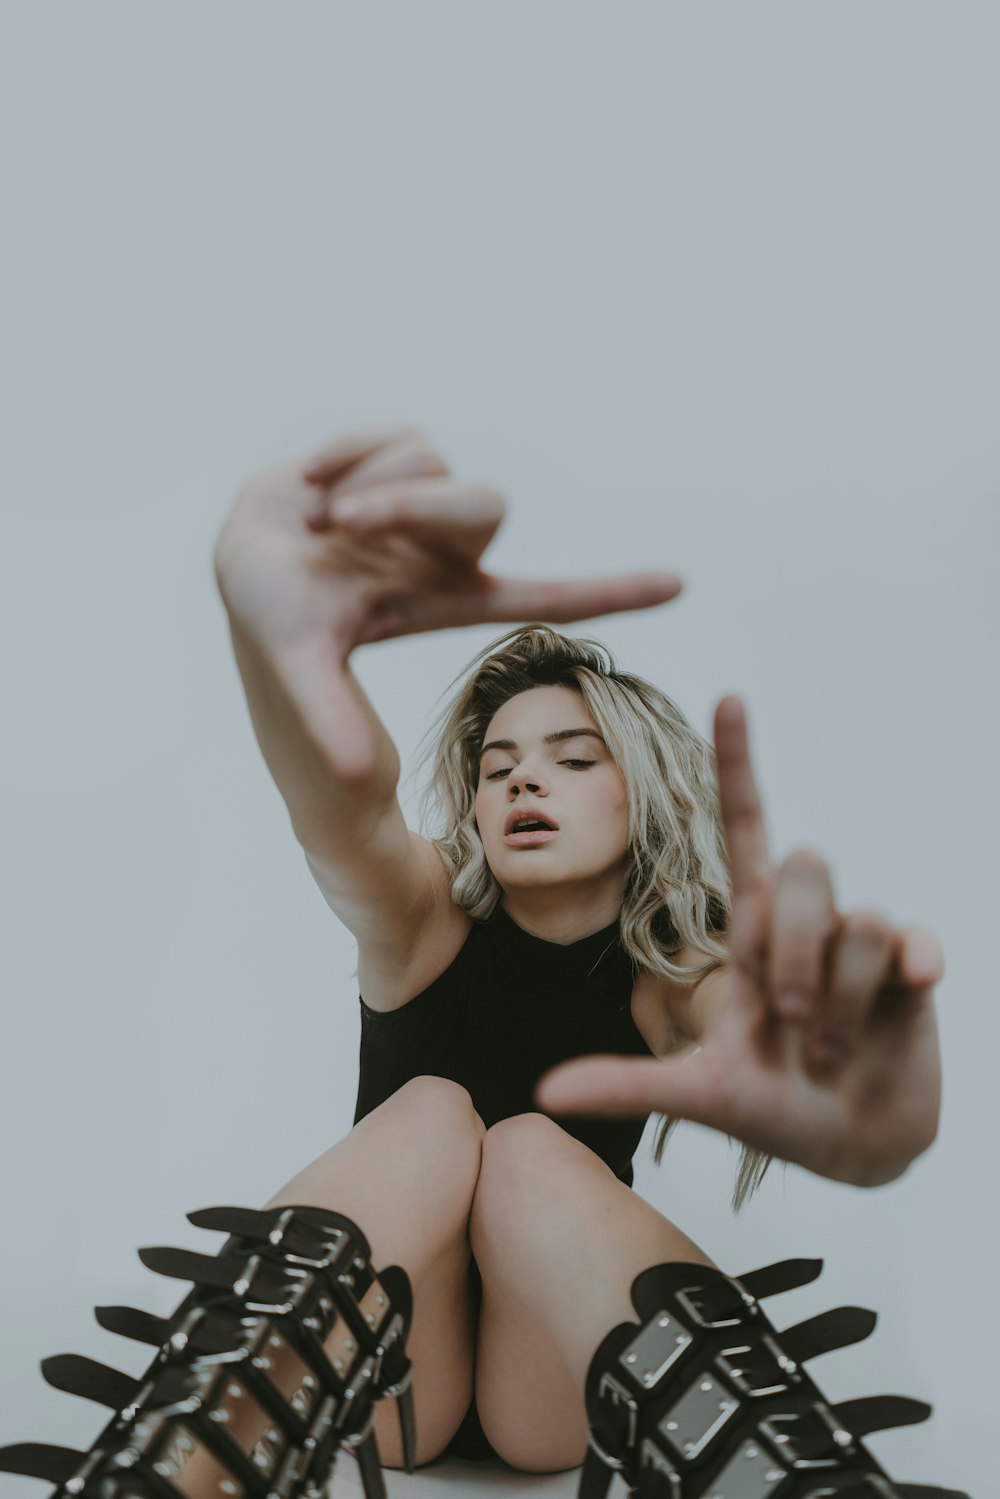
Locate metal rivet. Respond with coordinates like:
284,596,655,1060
302,1374,315,1388
270,1335,282,1348
701,1379,712,1391
227,1383,242,1399
376,1295,385,1306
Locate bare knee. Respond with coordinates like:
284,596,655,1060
387,1075,486,1150
367,1076,486,1203
471,1113,611,1252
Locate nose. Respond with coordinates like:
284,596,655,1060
507,760,547,797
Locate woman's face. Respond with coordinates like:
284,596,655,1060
474,685,631,902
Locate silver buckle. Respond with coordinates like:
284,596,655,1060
716,1333,799,1397
638,1438,682,1495
597,1371,639,1450
759,1403,854,1469
677,1275,758,1330
586,1427,627,1472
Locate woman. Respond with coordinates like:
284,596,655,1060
212,422,945,1475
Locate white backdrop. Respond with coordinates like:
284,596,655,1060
1,4,995,1496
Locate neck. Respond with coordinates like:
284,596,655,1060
498,889,622,946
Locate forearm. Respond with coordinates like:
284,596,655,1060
226,621,401,856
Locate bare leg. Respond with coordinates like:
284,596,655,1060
176,1075,485,1494
266,1075,486,1467
469,1113,715,1473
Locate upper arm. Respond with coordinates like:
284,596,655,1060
302,793,452,960
686,963,732,1039
663,952,732,1044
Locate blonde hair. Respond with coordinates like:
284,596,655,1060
411,624,771,1210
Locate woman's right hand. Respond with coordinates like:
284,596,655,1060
213,423,684,777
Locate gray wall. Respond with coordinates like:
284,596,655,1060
1,4,995,1495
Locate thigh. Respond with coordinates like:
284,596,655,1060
372,1233,481,1469
267,1076,486,1468
470,1114,715,1474
474,1274,589,1473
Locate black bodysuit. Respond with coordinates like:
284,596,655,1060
352,901,655,1461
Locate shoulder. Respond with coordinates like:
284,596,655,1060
634,948,731,1053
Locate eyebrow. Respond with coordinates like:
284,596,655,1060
478,728,607,761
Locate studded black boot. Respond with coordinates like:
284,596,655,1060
579,1256,971,1499
0,1203,416,1499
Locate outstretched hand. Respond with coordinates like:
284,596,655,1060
535,697,944,1187
216,425,685,781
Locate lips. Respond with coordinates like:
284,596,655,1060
504,808,559,836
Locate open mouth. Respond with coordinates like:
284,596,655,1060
504,826,559,846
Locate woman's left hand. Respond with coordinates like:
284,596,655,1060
534,696,945,1187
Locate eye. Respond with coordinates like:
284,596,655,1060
484,758,594,781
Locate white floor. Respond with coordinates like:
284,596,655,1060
331,1451,619,1499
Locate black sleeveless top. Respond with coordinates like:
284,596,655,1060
353,902,655,1187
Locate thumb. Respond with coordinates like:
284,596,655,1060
534,1052,718,1123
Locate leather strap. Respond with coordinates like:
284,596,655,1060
40,1354,139,1412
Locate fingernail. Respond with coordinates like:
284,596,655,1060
779,991,808,1017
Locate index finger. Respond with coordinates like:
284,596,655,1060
302,424,423,483
714,695,772,898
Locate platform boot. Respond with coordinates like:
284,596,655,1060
578,1256,971,1499
0,1202,416,1499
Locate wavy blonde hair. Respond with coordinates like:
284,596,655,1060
410,623,771,1210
